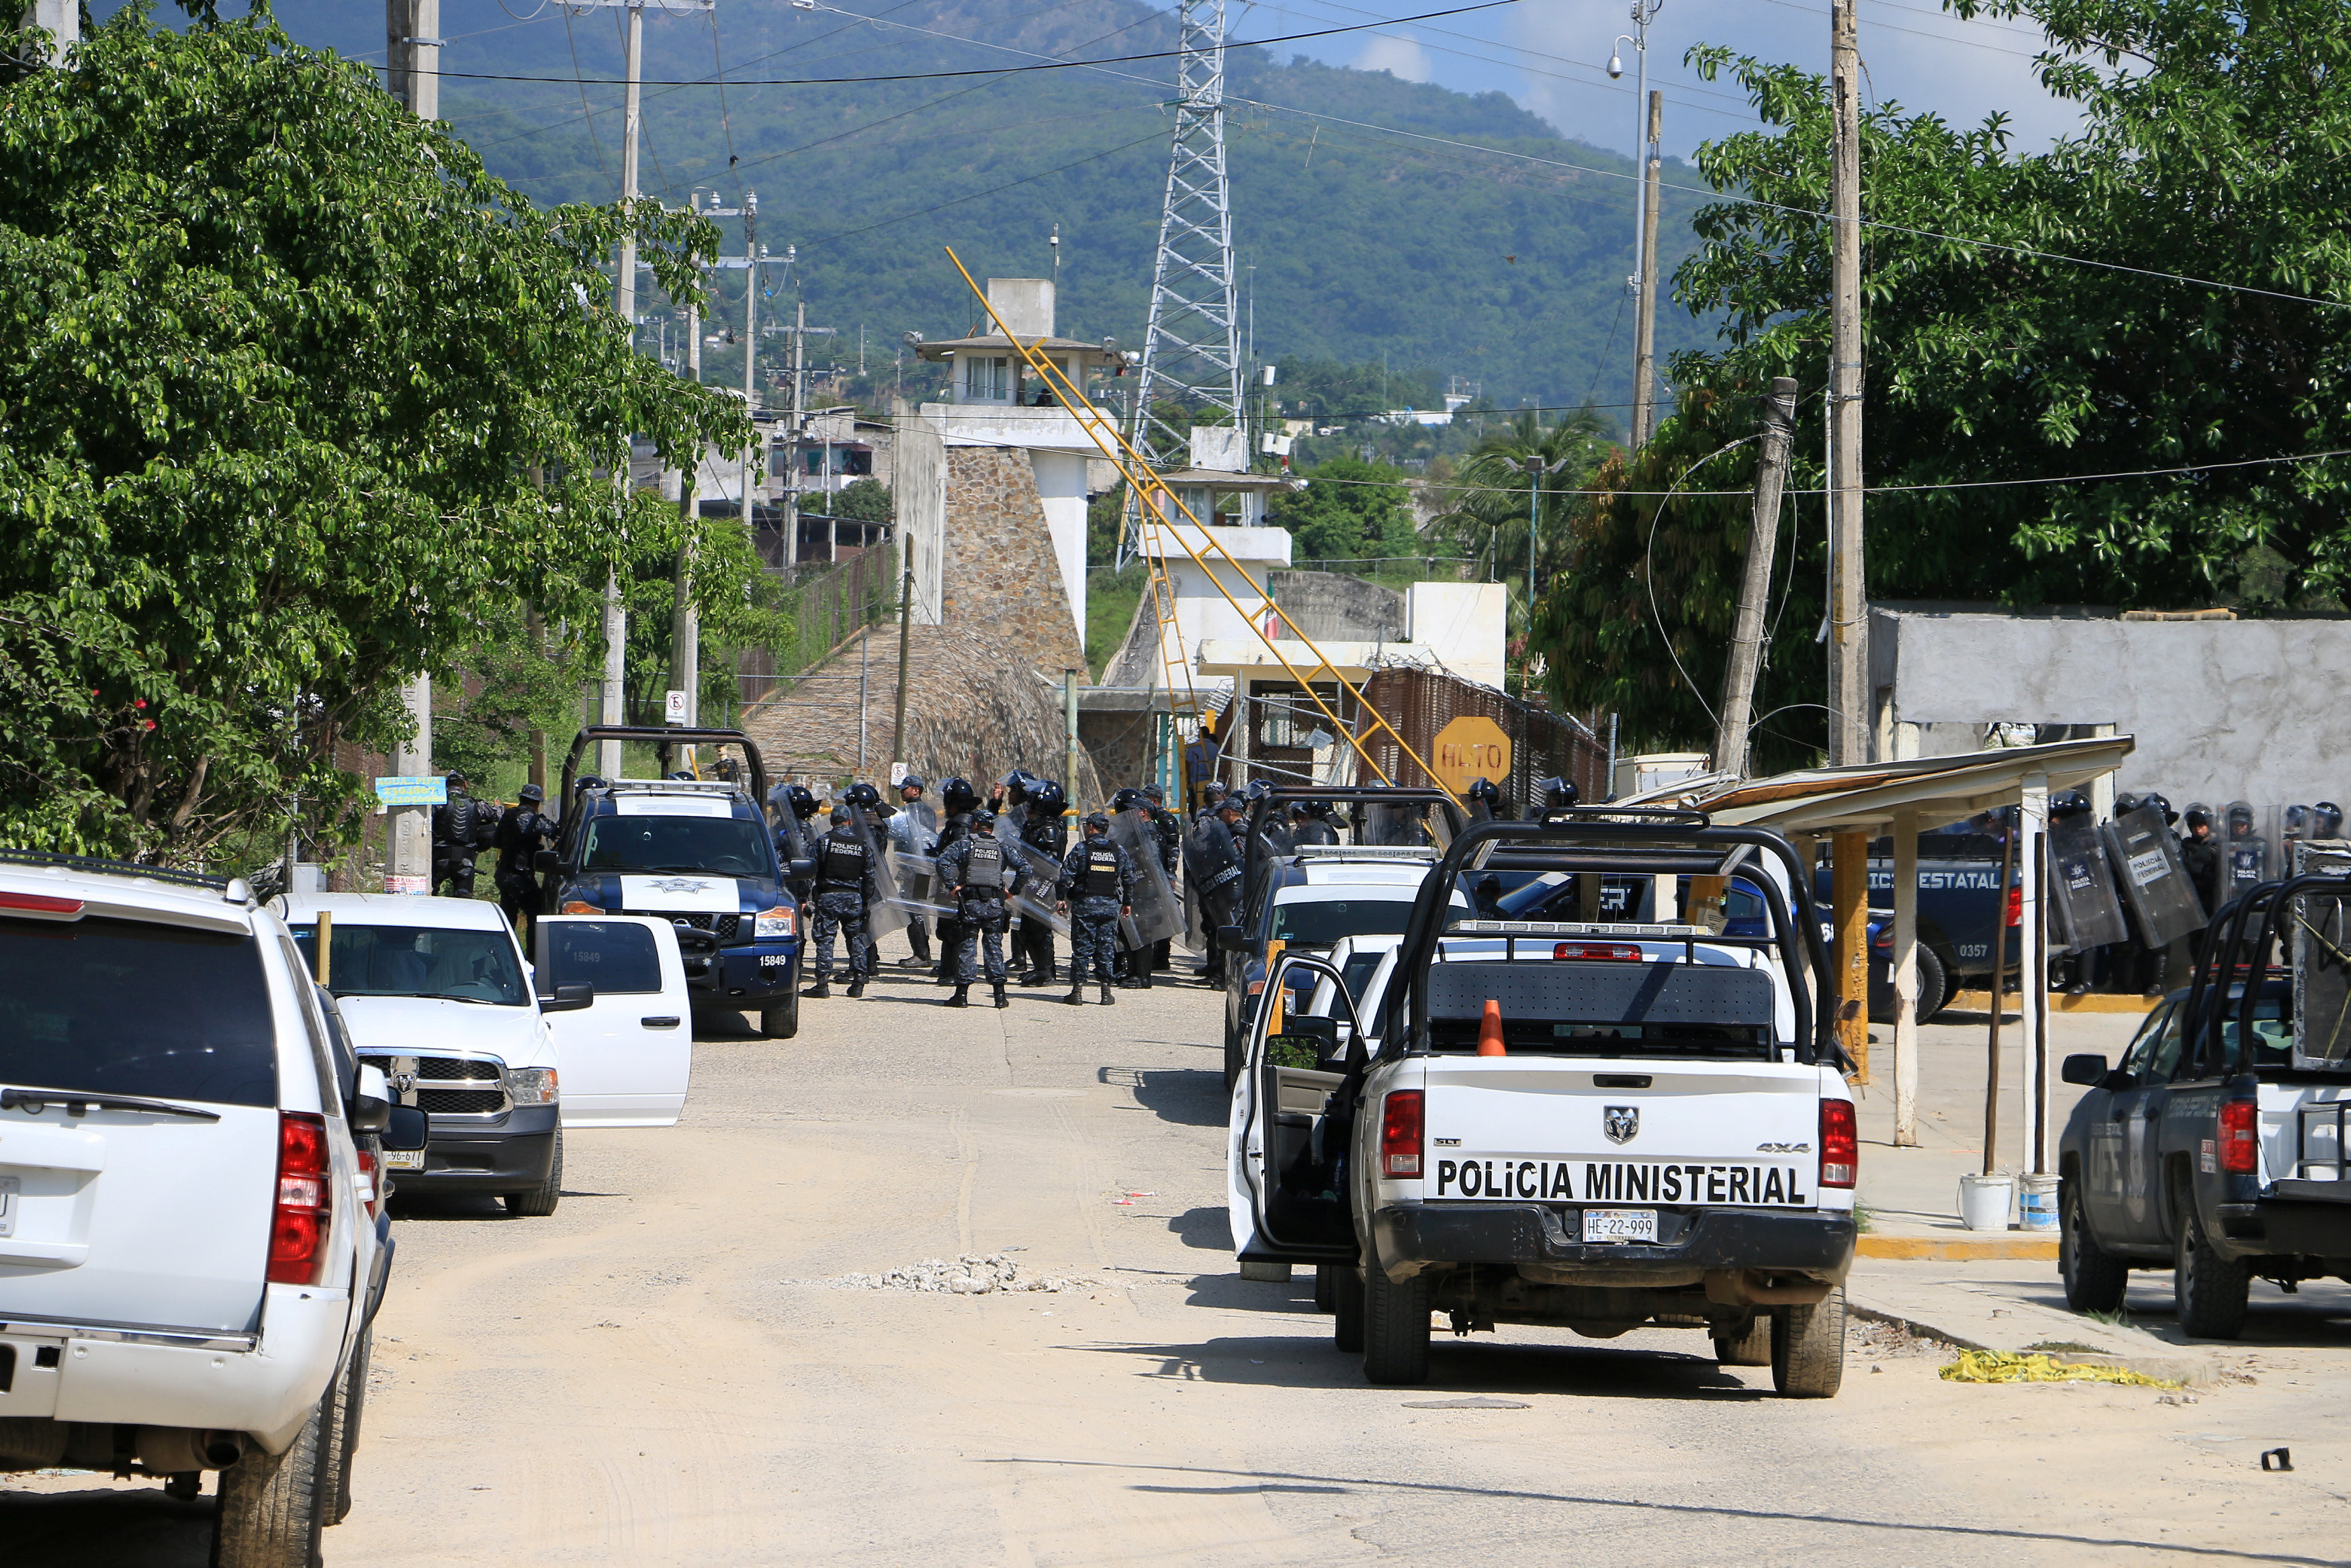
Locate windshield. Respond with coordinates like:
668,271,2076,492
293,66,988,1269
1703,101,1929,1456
582,814,774,876
292,923,527,1005
1270,896,1415,948
0,916,277,1106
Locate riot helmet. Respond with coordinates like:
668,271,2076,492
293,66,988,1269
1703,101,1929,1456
517,784,545,805
1465,776,1502,809
2114,793,2144,819
2285,804,2313,839
2141,792,2177,826
1532,776,1579,810
2318,802,2345,839
1029,780,1066,815
970,809,998,833
445,772,469,794
1110,787,1146,813
785,784,819,820
2184,803,2213,834
844,781,882,812
666,770,696,781
1001,770,1039,803
574,776,606,796
942,776,980,813
2226,801,2257,838
2049,790,2093,822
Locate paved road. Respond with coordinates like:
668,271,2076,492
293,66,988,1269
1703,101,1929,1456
7,969,2345,1565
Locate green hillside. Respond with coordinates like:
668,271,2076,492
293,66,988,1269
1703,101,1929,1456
259,0,1720,417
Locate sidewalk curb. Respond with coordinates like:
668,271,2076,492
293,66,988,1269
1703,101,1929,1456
1845,1294,2219,1387
1946,988,2157,1015
1859,1235,2059,1261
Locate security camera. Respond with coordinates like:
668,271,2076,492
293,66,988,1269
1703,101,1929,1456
1607,51,1624,79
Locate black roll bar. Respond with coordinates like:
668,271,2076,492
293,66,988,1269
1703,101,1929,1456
1374,815,1840,1068
559,726,768,816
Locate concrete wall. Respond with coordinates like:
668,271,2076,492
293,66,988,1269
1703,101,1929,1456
892,402,946,625
1874,607,2351,805
1268,571,1407,643
1407,582,1509,691
1031,451,1090,653
940,448,1090,679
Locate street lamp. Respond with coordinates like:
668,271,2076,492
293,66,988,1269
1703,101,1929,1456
1507,454,1572,608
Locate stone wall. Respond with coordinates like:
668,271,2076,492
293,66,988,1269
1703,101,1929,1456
1268,570,1408,643
940,447,1090,678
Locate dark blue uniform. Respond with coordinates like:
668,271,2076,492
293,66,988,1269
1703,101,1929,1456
1059,835,1136,988
809,825,879,986
938,831,1011,988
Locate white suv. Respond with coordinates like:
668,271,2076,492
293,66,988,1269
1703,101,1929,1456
0,850,423,1563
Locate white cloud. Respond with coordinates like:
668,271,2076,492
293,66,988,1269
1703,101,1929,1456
1354,33,1433,84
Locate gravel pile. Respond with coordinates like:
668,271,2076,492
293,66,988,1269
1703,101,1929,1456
825,1253,1089,1295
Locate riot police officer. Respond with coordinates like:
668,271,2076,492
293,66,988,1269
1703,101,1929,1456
1141,784,1183,972
772,784,822,903
803,806,878,1000
937,809,1013,1009
2180,805,2222,909
1058,813,1135,1005
1289,799,1340,847
932,777,982,984
1016,778,1070,984
887,774,936,968
431,774,496,898
1464,776,1503,823
492,784,558,933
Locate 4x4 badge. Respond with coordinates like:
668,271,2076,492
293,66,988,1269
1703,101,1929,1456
1603,1105,1639,1144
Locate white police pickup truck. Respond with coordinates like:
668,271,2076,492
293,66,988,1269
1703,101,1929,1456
0,851,428,1563
1230,810,1860,1395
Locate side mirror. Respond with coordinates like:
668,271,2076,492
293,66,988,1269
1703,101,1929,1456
533,849,560,875
349,1093,391,1135
2060,1052,2110,1087
789,857,817,880
1215,925,1245,954
382,1105,431,1153
539,982,594,1014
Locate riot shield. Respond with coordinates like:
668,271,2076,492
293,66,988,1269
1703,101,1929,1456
892,853,957,918
850,814,910,937
1108,809,1184,946
2291,847,2351,1070
1360,801,1430,847
999,833,1070,936
1184,818,1242,903
2102,804,2205,948
2048,815,2129,952
2222,800,2269,902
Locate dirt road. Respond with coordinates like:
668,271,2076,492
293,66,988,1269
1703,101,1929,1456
8,970,2346,1565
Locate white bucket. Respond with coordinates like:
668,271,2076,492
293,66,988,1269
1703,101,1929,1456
1958,1172,2015,1232
2018,1173,2060,1232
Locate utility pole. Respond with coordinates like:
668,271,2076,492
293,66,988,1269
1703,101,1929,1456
594,0,648,782
1828,0,1867,766
1608,0,1665,445
1712,376,1798,776
1630,90,1664,447
770,304,840,570
671,289,702,733
385,0,440,892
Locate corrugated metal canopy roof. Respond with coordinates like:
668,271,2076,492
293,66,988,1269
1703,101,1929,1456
1684,736,2134,833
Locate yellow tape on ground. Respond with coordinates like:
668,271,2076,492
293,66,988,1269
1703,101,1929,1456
1938,1350,2177,1389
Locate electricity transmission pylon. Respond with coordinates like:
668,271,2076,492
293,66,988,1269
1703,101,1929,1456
1127,0,1243,493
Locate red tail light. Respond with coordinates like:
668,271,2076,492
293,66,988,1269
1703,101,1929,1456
2219,1099,2259,1174
1820,1098,1858,1189
2006,883,2022,927
0,890,84,917
268,1112,331,1285
1554,943,1643,961
1380,1091,1424,1179
355,1147,380,1221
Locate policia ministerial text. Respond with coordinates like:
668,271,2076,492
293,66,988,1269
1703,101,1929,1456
1430,1158,1813,1207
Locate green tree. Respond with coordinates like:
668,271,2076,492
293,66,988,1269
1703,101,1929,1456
1270,456,1419,563
1533,0,2351,759
826,478,893,525
1430,408,1614,589
0,5,748,862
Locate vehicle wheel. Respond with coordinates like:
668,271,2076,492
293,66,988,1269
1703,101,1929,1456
1313,1263,1336,1313
2060,1179,2129,1314
1222,1025,1243,1091
1914,945,1949,1023
1869,946,1948,1025
760,987,799,1040
319,1325,371,1526
2173,1202,2249,1339
210,1389,329,1568
1769,1285,1846,1398
1332,1266,1365,1353
1713,1313,1772,1367
505,1132,563,1217
1362,1262,1433,1385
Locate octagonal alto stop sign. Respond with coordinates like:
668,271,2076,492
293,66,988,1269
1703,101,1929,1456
1431,716,1511,795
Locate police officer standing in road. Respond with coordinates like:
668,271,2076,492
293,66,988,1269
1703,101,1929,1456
492,784,558,934
432,774,496,898
2180,805,2223,911
1141,784,1183,972
1289,799,1340,847
931,776,981,984
1016,778,1069,985
936,808,1013,1010
887,774,936,970
803,807,878,1000
1058,813,1135,1006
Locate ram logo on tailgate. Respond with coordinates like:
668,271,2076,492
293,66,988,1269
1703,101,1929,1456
1603,1106,1639,1144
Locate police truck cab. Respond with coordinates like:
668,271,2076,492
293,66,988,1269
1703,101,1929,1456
1229,809,1859,1396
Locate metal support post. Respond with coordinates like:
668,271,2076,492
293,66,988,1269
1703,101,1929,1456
1712,376,1798,775
1892,809,1920,1145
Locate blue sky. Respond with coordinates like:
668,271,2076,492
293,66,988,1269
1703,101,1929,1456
1245,0,2086,160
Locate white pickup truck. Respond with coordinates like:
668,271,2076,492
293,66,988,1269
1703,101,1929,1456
1230,810,1859,1396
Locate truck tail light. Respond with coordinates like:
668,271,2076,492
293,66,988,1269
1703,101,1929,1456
355,1147,380,1220
1554,943,1642,961
2006,884,2022,927
267,1112,330,1285
2219,1098,2259,1174
1380,1091,1423,1179
1820,1099,1858,1189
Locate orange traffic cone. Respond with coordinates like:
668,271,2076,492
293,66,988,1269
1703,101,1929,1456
1477,999,1508,1056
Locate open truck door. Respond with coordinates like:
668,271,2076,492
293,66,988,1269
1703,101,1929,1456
535,915,692,1127
1228,952,1364,1266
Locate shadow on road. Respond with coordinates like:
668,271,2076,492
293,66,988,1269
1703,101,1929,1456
0,1485,212,1568
1099,1066,1226,1127
1165,1207,1240,1252
1077,1332,1755,1401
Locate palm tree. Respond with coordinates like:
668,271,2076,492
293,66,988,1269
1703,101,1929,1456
1431,404,1615,618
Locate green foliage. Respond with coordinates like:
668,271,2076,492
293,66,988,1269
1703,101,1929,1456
824,479,893,524
0,6,748,862
1270,457,1418,563
429,616,582,791
1533,0,2351,759
1430,409,1615,590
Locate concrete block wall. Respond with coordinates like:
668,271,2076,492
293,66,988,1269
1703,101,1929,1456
1268,571,1407,643
940,448,1089,679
